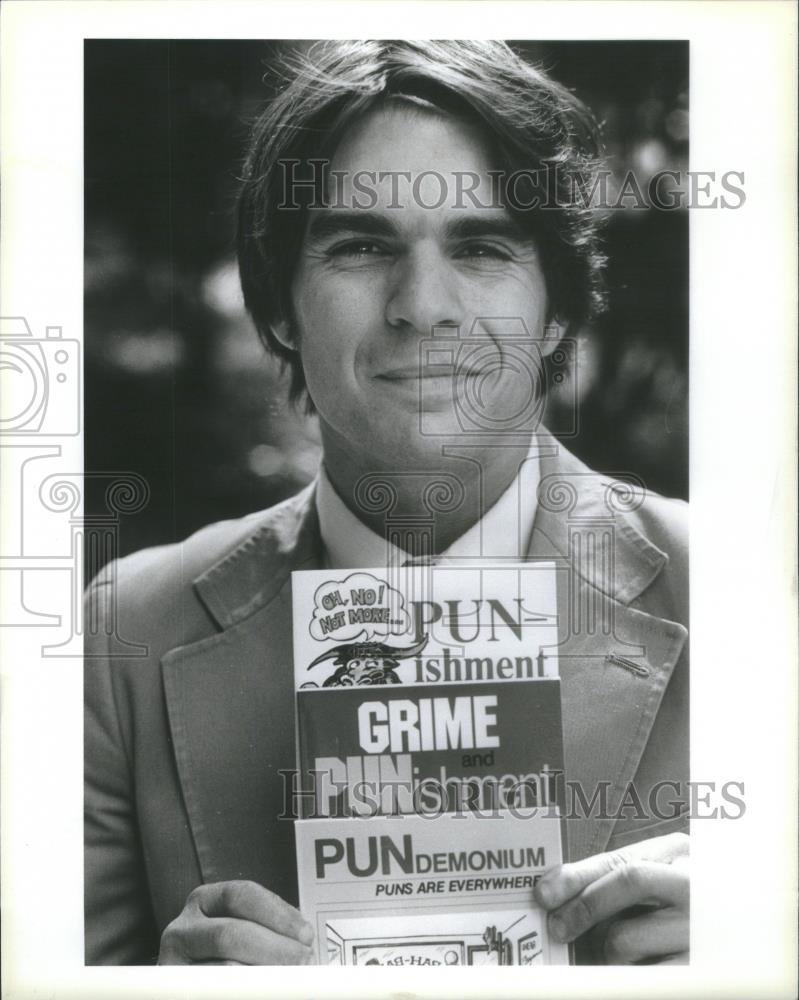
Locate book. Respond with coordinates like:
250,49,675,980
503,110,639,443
295,811,568,966
291,563,569,966
291,563,559,691
296,678,565,818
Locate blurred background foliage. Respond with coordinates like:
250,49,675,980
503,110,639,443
85,40,688,562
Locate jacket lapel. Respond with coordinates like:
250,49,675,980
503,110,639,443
160,486,321,906
529,437,687,861
552,588,687,862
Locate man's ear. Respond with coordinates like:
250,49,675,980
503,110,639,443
270,318,296,352
540,317,567,358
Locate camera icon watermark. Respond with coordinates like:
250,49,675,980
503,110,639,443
418,319,577,440
0,315,147,654
0,316,81,435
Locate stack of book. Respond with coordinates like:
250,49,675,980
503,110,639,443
291,563,569,966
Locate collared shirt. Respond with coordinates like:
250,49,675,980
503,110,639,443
315,447,541,569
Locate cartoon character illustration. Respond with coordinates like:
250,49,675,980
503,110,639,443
304,635,429,687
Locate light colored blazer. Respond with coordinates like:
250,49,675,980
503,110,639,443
85,438,689,964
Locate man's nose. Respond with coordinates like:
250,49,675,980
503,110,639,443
384,248,464,334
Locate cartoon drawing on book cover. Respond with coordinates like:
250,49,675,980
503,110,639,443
293,565,560,691
322,908,547,965
302,635,430,688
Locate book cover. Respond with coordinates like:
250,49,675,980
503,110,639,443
295,811,568,966
296,679,565,818
291,563,559,691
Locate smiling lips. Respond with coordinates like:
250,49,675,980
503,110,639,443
377,366,484,381
374,366,487,407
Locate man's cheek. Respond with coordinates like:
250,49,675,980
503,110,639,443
300,336,347,381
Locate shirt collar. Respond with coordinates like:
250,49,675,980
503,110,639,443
315,446,541,570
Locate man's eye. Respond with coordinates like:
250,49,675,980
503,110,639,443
456,242,512,261
328,239,386,258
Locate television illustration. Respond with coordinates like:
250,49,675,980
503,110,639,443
321,909,547,966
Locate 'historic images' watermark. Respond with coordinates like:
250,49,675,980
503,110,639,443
279,162,746,212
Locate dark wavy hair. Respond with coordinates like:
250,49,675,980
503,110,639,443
237,40,607,405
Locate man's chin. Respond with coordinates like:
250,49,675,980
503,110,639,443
358,421,465,470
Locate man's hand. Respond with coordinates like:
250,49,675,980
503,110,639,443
158,881,315,965
534,832,689,965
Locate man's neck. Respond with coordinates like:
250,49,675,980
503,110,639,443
319,431,534,556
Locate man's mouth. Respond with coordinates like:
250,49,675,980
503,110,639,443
377,366,482,381
373,367,487,411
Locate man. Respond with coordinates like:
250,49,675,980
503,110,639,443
85,40,689,966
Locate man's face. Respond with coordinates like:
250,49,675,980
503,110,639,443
288,106,556,470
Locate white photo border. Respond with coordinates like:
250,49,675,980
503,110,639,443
1,2,796,998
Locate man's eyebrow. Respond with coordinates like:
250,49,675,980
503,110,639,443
444,215,534,243
303,209,535,245
304,211,398,241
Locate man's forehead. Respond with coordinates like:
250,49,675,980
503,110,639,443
324,104,499,209
331,103,493,168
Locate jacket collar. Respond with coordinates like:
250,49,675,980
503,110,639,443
529,433,668,604
193,434,669,628
193,483,321,631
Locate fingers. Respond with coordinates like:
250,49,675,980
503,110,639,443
628,831,689,864
546,862,689,944
600,909,689,964
536,851,627,911
532,834,690,962
158,881,317,966
165,915,314,965
535,832,689,911
190,881,314,945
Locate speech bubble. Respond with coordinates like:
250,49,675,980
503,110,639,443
309,572,409,643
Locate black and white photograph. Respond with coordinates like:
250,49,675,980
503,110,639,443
1,3,796,999
83,37,693,968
